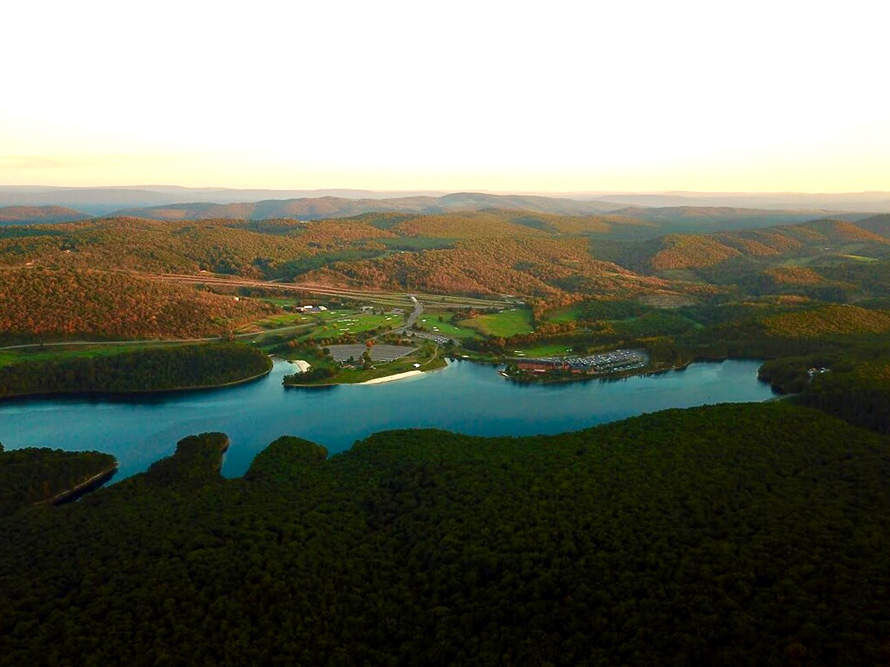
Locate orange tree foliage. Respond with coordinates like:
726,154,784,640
648,235,742,271
760,266,825,286
762,305,890,339
304,237,674,301
614,218,890,275
392,212,553,238
0,218,391,278
0,268,275,341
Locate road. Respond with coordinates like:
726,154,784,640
389,295,423,335
0,322,320,352
153,273,504,309
0,295,427,354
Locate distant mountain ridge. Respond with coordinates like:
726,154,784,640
598,191,890,212
0,206,88,225
2,185,888,216
0,186,449,215
112,196,856,235
112,193,622,221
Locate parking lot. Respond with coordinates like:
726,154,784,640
327,344,417,363
518,349,649,373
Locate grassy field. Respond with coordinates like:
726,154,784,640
458,309,535,337
259,297,300,307
542,304,584,324
508,342,578,357
252,312,315,328
416,318,480,339
303,313,399,341
838,254,879,262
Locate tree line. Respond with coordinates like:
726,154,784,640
0,343,271,399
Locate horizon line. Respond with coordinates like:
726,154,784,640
2,184,889,197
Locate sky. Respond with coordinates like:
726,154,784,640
2,0,888,193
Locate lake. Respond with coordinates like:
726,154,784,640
0,358,775,480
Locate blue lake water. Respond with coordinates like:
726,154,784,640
0,358,775,480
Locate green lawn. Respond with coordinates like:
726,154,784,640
458,309,535,337
416,318,480,339
542,304,584,324
334,314,394,334
304,313,402,341
253,312,315,328
838,254,879,263
509,342,578,357
259,297,299,307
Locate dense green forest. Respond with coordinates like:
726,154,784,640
0,343,272,398
0,445,116,516
1,404,889,665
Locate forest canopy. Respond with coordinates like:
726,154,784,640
0,343,272,399
1,403,889,665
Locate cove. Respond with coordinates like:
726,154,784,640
0,359,775,480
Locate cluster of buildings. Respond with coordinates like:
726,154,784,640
514,349,647,375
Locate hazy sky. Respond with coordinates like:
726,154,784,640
2,1,888,192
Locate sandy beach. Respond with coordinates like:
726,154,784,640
359,370,424,385
289,359,311,373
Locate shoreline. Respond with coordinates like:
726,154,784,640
358,370,425,385
34,463,119,506
0,362,273,403
500,360,696,385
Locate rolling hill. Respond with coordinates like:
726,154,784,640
1,210,887,307
613,219,890,274
0,268,275,341
855,214,890,239
0,206,88,225
112,192,623,222
301,236,684,301
115,198,848,238
3,185,888,218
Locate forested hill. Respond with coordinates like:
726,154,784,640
0,268,275,341
113,192,622,221
0,445,116,516
0,343,273,399
607,217,890,274
113,194,839,231
0,206,88,225
2,403,890,665
605,205,855,230
856,213,890,238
